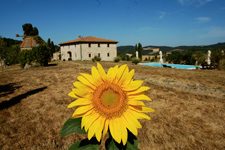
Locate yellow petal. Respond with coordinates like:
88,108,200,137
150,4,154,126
117,117,128,145
123,80,143,91
109,118,121,144
97,63,107,80
117,66,129,85
73,81,92,91
68,91,78,98
80,73,96,86
107,65,118,82
127,86,150,95
67,98,92,108
121,115,138,136
129,106,155,113
122,69,134,86
92,66,102,84
81,109,94,128
87,116,105,141
72,105,93,117
77,75,96,89
102,119,109,137
128,94,152,101
129,109,151,120
72,88,91,97
123,109,142,128
83,111,100,131
95,116,105,142
115,64,128,82
128,100,145,106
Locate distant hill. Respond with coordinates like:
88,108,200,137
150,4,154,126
143,45,173,51
0,37,21,47
117,42,225,55
117,45,135,56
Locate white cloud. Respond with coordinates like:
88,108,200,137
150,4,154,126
195,17,211,23
177,0,213,6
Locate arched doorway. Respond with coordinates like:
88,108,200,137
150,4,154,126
67,51,72,61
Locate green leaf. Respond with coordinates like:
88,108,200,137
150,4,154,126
69,139,99,150
106,139,120,150
105,132,138,150
60,118,86,137
126,139,138,150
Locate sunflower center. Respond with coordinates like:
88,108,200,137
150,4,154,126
100,89,120,108
92,82,127,118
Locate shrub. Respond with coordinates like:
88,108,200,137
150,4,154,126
132,58,140,65
19,50,34,68
92,56,101,62
219,58,225,70
114,57,121,62
32,45,50,66
19,45,50,68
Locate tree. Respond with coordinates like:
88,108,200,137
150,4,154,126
47,38,51,46
22,23,33,36
137,43,143,60
4,45,20,65
31,27,39,36
0,37,21,66
192,51,206,65
47,38,56,57
22,23,39,36
33,45,50,66
51,41,55,53
166,51,183,64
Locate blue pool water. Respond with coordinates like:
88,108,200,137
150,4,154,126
140,62,200,70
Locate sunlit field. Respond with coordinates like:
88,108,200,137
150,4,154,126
0,61,225,149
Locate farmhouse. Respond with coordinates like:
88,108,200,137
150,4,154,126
20,36,45,51
59,36,118,61
20,36,39,50
142,47,160,61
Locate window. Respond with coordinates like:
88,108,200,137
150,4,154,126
98,53,100,57
107,43,110,47
107,53,110,57
89,53,91,58
89,43,91,47
98,43,100,47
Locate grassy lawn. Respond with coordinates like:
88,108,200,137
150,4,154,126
0,61,225,149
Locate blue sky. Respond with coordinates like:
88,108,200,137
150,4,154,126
0,0,225,46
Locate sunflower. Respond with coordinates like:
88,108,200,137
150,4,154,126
68,63,154,145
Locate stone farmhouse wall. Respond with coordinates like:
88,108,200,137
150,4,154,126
61,43,117,61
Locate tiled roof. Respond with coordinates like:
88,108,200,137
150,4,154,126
60,36,118,45
20,36,39,48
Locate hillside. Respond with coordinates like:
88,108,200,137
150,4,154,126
0,37,21,47
117,42,225,55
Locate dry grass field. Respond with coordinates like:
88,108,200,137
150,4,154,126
0,61,225,150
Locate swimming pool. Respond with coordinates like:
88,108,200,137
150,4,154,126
139,62,200,70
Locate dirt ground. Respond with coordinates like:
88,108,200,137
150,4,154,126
0,61,225,150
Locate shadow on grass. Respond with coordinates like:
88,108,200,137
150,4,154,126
0,83,22,98
46,63,58,67
0,86,47,110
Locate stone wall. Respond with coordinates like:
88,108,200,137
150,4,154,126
60,43,117,61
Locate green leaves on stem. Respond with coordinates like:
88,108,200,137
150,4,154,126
61,118,138,150
69,138,99,150
60,118,86,137
105,132,138,150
